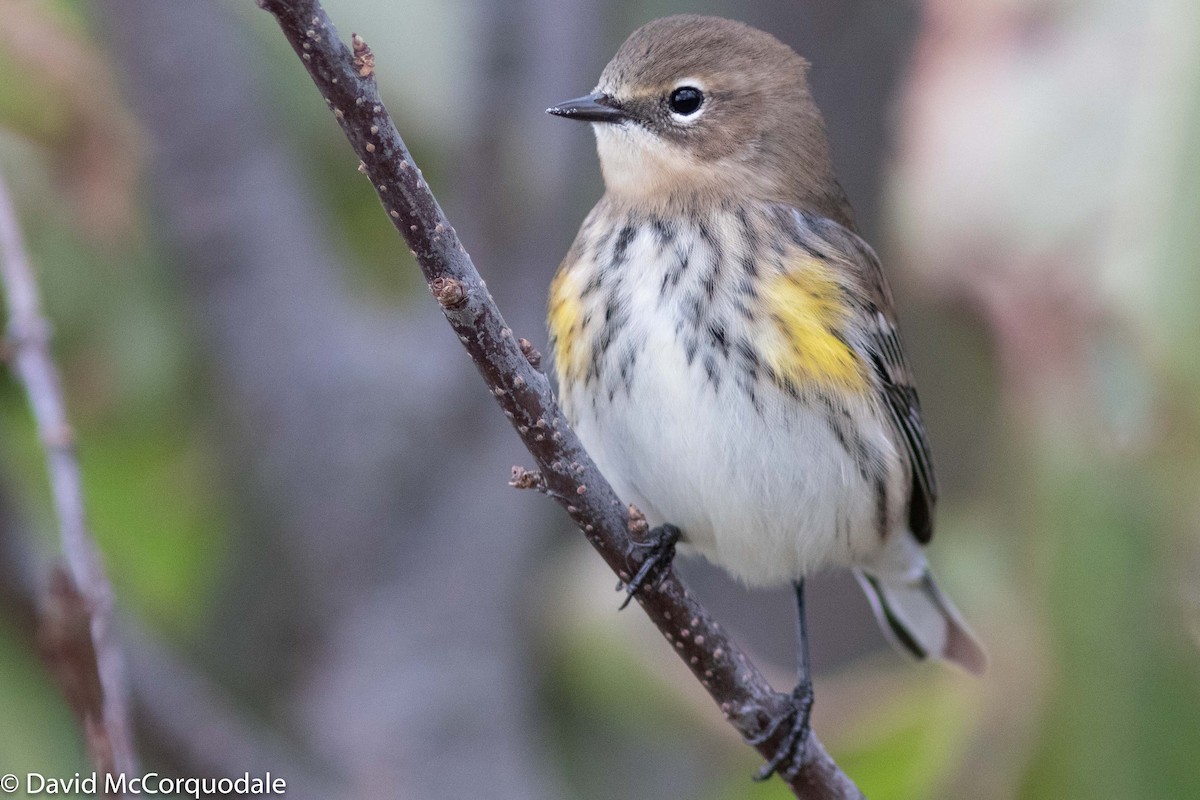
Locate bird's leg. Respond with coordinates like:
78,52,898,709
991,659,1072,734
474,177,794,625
751,579,815,781
619,523,681,609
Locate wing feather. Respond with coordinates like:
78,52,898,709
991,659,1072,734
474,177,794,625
789,210,938,543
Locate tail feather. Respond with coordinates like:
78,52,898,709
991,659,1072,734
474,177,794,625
855,567,988,675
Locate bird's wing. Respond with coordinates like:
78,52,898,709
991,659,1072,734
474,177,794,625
866,301,938,543
791,210,938,543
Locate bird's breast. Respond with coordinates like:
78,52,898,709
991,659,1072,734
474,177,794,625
548,205,897,583
551,205,870,406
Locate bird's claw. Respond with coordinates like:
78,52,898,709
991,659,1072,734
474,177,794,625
751,679,814,782
618,523,680,609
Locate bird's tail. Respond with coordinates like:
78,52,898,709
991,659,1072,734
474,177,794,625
854,565,988,675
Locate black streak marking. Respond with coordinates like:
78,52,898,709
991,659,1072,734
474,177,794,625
612,225,636,265
704,353,719,389
707,322,729,357
863,573,928,660
736,339,760,370
874,476,889,540
652,217,674,250
581,270,604,298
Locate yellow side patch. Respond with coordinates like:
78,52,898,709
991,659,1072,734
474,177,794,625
548,267,587,383
762,255,868,394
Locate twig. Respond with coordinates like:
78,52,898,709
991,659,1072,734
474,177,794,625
258,2,863,796
0,175,137,784
0,507,338,798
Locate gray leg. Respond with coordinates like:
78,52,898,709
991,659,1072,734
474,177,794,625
752,579,815,781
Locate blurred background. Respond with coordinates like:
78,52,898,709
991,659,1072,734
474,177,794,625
0,0,1198,798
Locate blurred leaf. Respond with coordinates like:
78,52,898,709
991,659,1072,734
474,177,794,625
1019,460,1200,799
0,0,140,245
0,393,225,634
831,674,978,800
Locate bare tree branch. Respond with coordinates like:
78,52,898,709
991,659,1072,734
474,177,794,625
0,494,340,799
0,174,137,785
257,2,863,796
101,2,563,795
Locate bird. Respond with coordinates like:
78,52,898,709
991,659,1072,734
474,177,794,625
545,14,986,780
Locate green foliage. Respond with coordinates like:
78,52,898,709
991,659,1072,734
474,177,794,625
0,184,227,634
1020,461,1200,799
834,677,977,799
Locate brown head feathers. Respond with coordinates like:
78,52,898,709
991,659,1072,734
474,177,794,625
575,16,854,228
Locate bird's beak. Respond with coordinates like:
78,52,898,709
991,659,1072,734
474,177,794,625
546,92,627,124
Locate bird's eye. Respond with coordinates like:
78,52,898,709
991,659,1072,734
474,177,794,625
668,86,704,117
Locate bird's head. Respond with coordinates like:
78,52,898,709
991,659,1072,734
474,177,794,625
548,15,851,224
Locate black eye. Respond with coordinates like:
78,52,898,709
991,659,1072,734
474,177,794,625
668,86,704,116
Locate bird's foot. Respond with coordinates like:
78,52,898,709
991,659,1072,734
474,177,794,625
618,523,681,609
750,679,814,782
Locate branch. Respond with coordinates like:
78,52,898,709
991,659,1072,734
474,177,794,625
0,175,137,783
0,500,340,799
257,2,863,796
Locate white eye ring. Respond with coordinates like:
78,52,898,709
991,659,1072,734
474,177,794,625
668,79,706,122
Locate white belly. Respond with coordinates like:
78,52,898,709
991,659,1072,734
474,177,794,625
553,209,902,586
565,319,893,587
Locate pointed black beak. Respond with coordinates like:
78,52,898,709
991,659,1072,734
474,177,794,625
547,92,627,124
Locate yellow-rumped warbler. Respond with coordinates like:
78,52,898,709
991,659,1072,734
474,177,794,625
547,15,986,778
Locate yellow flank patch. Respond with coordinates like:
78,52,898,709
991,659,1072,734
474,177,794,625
548,267,587,383
762,255,868,394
